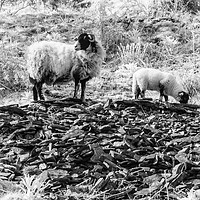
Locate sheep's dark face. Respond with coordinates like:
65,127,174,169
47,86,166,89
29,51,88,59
75,33,95,51
178,91,189,103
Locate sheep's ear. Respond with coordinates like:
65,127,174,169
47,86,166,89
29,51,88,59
88,34,95,42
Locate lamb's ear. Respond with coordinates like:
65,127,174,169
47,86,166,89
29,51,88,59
178,91,184,97
88,34,95,42
178,91,189,103
176,91,184,102
179,91,188,98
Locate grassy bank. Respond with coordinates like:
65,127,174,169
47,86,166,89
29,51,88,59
0,0,200,105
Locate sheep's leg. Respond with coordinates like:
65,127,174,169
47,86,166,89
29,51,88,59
135,93,139,99
33,84,38,101
80,80,87,102
73,79,80,99
80,77,91,101
33,82,44,101
37,82,45,100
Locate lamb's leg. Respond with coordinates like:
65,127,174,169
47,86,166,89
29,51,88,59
159,83,167,101
140,90,145,99
30,76,39,101
159,94,164,101
135,86,141,99
164,95,168,102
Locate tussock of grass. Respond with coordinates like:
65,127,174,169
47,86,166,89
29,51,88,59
117,42,148,66
1,174,49,200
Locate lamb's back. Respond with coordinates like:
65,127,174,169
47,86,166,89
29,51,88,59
135,68,169,91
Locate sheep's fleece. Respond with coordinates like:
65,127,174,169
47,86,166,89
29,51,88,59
27,41,78,85
132,68,188,102
27,40,105,82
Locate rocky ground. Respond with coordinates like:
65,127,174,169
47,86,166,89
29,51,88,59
1,92,200,199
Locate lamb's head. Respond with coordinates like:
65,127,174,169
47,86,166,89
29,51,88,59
75,33,97,52
177,91,189,103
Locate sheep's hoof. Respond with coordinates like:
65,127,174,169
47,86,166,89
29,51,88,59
32,99,39,103
32,100,44,104
72,97,85,104
142,98,153,101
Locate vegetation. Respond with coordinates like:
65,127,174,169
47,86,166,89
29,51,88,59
0,0,199,100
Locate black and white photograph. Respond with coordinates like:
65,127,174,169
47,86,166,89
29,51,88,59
0,0,200,199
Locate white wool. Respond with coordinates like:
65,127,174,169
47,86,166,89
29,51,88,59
132,68,185,101
27,41,75,85
71,40,106,81
26,40,105,85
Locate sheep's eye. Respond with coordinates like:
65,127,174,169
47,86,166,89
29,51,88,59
74,37,78,41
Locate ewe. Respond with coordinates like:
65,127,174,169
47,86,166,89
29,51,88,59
27,33,106,101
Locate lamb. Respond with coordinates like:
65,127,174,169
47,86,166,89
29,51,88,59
27,33,106,102
132,68,189,103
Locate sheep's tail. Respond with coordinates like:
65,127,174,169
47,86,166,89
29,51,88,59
27,48,52,84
